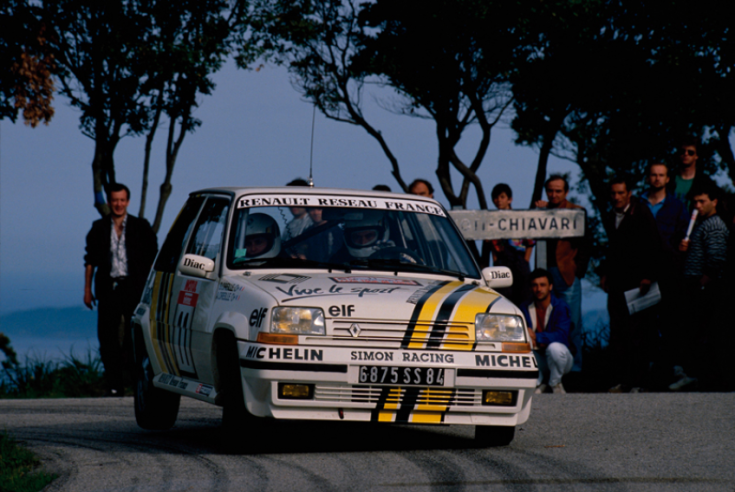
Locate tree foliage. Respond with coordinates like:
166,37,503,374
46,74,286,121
0,0,55,127
513,0,735,217
38,0,242,220
241,0,412,191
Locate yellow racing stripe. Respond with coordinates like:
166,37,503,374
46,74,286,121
378,388,402,422
412,388,454,423
442,288,499,350
407,281,464,349
149,272,168,372
161,273,179,376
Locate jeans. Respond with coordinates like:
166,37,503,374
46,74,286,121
534,342,574,386
549,267,583,372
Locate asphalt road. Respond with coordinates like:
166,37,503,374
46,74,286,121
1,394,734,492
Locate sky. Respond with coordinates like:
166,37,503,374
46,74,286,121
0,61,606,317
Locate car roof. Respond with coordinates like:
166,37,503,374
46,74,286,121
191,186,442,206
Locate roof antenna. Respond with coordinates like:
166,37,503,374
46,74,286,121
308,104,316,188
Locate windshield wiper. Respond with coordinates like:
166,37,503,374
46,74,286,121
349,258,466,281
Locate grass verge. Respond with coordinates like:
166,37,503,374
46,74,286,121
0,432,56,492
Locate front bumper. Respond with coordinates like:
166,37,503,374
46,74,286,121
238,342,538,426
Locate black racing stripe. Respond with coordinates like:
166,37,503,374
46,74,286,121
426,284,476,349
441,389,457,423
240,359,347,373
456,368,539,379
395,387,420,423
485,296,502,313
400,281,451,348
370,386,393,422
158,273,176,374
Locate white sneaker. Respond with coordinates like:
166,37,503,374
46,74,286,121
673,366,686,379
535,384,547,394
552,383,566,394
669,376,697,391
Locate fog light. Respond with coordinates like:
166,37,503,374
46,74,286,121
482,390,517,406
257,332,298,345
278,383,314,400
502,342,531,353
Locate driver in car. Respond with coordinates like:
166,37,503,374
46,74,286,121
243,213,281,259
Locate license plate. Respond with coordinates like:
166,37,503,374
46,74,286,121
358,366,445,386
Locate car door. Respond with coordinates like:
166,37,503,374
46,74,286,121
169,196,231,379
148,195,205,378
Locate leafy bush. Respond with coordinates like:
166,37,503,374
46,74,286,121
1,336,107,398
0,432,56,492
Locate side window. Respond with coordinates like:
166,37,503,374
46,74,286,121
154,196,205,273
186,197,230,262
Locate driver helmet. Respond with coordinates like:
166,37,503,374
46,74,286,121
244,213,281,259
343,210,390,258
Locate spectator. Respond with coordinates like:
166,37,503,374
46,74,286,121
282,178,313,241
600,176,662,393
408,179,434,198
520,269,573,394
373,184,392,192
534,175,589,373
667,137,716,210
303,207,344,262
675,185,730,390
639,162,689,388
84,183,158,396
488,183,534,305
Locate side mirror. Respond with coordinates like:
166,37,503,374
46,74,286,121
482,266,513,289
179,254,215,278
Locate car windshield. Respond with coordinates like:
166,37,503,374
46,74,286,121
227,202,480,279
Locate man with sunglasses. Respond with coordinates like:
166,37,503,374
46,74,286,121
668,138,716,211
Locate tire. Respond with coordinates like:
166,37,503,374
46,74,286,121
475,425,515,447
134,349,181,431
217,335,257,433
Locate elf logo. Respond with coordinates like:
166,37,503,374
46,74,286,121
249,308,267,327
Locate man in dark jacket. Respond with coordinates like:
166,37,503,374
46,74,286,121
84,183,158,395
667,137,716,211
534,175,590,374
601,177,663,392
640,162,690,388
520,269,573,394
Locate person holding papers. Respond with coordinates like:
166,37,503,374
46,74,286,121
600,176,663,393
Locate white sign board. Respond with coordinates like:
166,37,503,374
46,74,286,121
449,209,586,240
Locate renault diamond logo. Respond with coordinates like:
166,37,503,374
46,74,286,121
349,323,361,338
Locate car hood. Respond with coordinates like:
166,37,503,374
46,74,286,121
238,272,520,321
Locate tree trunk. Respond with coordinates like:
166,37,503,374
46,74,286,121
91,140,112,217
529,129,557,208
140,100,163,218
714,125,735,186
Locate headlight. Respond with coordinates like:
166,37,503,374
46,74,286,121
270,307,325,335
475,314,526,342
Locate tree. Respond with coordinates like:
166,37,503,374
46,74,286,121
247,0,528,209
358,0,524,210
1,0,55,127
40,0,157,216
39,0,242,220
137,0,242,232
241,0,411,191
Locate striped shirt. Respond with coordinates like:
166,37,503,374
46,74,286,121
683,214,729,278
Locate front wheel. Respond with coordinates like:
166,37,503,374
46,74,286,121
134,354,180,430
475,425,515,447
218,336,258,433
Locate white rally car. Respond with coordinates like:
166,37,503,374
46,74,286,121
132,187,537,446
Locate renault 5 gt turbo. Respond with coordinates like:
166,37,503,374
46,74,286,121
131,187,538,446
